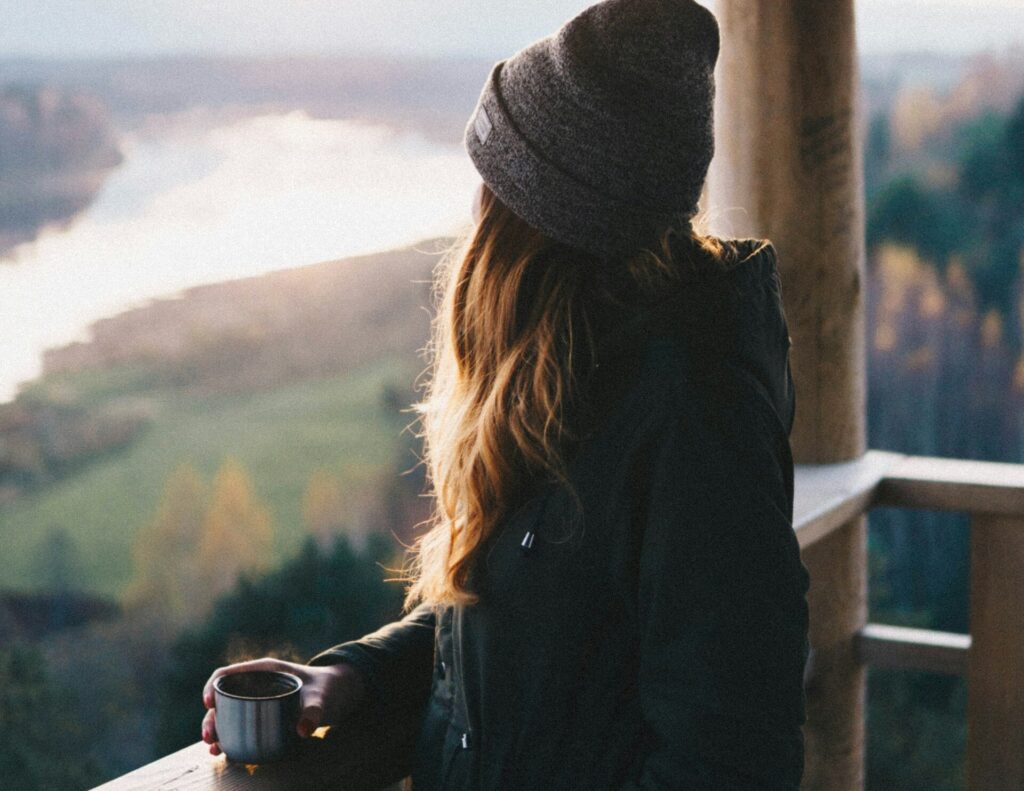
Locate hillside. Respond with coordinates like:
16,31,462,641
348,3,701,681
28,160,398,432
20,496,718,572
0,240,451,599
0,84,123,255
39,239,448,391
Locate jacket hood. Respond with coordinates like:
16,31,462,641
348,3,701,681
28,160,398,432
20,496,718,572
592,236,796,435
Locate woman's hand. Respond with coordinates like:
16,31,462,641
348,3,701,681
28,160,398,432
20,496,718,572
201,658,369,756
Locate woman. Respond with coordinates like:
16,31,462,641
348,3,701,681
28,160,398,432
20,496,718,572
202,0,811,788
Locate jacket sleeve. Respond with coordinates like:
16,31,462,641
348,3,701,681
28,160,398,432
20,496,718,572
307,601,437,722
619,374,811,790
302,603,437,786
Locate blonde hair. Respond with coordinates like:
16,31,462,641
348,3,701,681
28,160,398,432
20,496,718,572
399,184,748,611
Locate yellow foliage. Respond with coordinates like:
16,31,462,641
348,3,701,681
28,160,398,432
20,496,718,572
874,323,897,353
890,86,943,152
302,468,346,546
904,346,935,372
197,457,275,604
945,257,975,303
981,309,1003,349
919,282,946,319
1014,355,1024,394
871,245,987,368
125,463,208,622
876,244,945,325
877,244,923,309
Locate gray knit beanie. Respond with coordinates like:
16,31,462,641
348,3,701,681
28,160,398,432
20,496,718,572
464,0,720,263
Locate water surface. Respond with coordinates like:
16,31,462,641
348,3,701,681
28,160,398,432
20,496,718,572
0,110,479,401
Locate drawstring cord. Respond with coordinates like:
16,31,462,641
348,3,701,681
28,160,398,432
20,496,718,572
520,483,555,555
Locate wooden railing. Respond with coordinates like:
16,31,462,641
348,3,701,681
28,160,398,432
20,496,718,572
95,449,1024,790
795,449,1024,790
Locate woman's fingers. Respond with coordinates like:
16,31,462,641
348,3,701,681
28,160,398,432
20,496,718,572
297,700,324,739
298,685,326,738
201,708,218,744
202,707,222,754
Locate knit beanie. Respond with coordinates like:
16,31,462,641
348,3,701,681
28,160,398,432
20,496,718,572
465,0,720,263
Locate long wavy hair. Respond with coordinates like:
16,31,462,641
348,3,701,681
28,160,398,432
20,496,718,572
399,183,744,611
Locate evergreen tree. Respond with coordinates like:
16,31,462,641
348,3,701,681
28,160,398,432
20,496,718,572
0,644,103,791
32,526,82,594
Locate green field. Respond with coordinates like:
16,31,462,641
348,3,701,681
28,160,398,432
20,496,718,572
0,357,419,599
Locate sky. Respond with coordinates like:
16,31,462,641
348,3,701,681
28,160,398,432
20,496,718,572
1,0,1022,60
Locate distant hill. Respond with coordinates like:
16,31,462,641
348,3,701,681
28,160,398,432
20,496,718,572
41,238,449,394
0,84,123,254
0,55,494,145
2,239,449,500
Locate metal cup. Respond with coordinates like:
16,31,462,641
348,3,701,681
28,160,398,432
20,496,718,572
213,670,303,764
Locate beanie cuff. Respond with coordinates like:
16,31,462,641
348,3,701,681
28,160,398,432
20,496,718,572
465,61,688,262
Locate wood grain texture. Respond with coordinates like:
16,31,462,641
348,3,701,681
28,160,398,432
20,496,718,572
800,517,866,791
856,623,970,676
92,701,418,791
93,740,409,791
967,514,1024,790
794,450,903,548
709,0,867,466
877,455,1024,516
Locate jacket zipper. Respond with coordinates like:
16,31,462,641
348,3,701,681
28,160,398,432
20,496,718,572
448,490,550,763
452,603,475,751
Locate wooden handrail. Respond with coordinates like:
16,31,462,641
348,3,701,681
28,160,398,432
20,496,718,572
794,450,1024,549
855,623,970,676
793,450,1024,790
793,449,904,548
877,454,1024,516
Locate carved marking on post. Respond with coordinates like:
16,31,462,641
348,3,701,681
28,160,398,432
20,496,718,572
799,109,857,250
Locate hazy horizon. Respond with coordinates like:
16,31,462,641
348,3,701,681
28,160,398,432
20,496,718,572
2,0,1022,60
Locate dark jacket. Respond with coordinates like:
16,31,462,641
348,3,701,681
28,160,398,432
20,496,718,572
309,238,811,790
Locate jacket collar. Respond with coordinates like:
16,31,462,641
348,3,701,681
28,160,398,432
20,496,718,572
591,236,795,435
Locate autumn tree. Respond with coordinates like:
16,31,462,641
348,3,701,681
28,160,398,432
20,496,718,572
125,463,208,625
197,457,274,604
302,468,347,548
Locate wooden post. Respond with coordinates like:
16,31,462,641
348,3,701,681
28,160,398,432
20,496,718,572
708,1,867,789
968,515,1024,789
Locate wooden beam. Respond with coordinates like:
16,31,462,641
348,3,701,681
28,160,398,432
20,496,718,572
91,703,415,790
967,514,1024,790
877,454,1024,517
794,450,903,548
92,744,408,791
856,623,970,676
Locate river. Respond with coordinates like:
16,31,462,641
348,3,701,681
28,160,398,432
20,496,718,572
0,110,480,402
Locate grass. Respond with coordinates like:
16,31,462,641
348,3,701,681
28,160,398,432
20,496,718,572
0,357,419,599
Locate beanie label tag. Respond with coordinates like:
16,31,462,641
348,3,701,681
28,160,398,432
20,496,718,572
474,107,493,145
